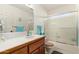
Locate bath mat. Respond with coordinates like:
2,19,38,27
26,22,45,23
52,51,62,54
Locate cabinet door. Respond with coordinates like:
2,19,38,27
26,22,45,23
32,49,40,54
40,46,45,54
29,39,44,53
11,46,28,54
32,46,45,54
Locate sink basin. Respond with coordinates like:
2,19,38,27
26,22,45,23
0,32,27,40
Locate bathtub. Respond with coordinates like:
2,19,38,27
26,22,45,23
48,41,79,54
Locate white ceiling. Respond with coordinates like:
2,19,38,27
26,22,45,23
39,4,64,13
39,4,74,14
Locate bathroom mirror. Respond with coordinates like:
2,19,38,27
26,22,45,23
0,4,34,33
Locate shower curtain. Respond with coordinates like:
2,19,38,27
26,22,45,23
44,12,78,46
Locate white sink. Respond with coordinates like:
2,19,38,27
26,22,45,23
0,32,27,40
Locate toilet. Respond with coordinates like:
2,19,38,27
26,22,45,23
45,39,56,54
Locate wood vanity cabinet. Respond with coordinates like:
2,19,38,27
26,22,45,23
28,38,45,54
0,37,45,54
11,46,28,54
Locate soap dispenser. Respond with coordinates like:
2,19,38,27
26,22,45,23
16,18,24,32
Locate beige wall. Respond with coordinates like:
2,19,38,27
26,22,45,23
33,5,48,34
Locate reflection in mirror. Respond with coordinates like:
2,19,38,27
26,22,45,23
0,19,3,33
0,4,34,33
0,4,34,41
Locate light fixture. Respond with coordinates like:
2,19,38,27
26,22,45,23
49,11,77,19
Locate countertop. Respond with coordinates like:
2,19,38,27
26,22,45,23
0,35,45,52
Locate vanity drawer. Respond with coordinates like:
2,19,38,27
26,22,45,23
29,39,44,53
